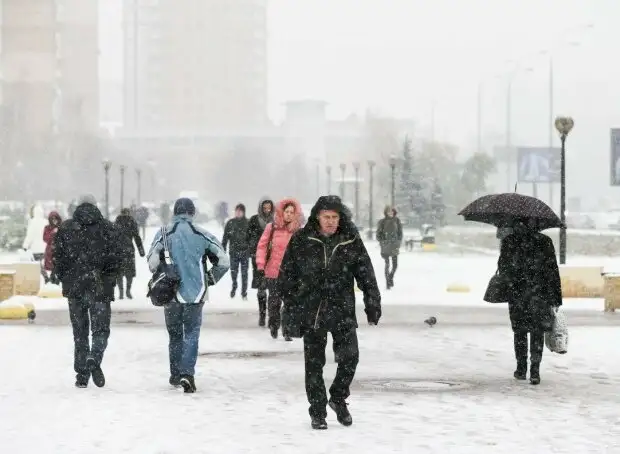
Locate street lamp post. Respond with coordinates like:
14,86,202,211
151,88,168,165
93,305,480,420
136,168,142,205
353,162,360,224
315,159,320,198
103,158,111,219
367,160,375,240
554,116,574,265
389,154,397,208
339,163,346,201
120,165,126,209
326,165,332,194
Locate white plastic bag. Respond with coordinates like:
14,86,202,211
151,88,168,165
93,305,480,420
545,308,568,354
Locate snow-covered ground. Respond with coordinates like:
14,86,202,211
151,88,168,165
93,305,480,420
2,222,620,452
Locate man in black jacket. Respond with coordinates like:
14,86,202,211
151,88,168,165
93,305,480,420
53,194,121,389
222,203,250,299
246,196,273,326
279,195,381,430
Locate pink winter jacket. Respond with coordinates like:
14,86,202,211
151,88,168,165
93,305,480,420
256,198,303,279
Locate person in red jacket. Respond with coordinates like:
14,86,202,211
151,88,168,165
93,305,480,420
43,211,62,283
255,198,303,340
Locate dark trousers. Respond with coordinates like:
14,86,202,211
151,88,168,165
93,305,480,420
164,302,204,377
251,255,267,316
116,276,133,297
514,330,544,367
230,252,249,296
384,255,398,285
68,295,111,380
304,327,359,418
266,278,285,332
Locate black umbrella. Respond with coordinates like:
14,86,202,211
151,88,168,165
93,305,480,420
458,193,562,231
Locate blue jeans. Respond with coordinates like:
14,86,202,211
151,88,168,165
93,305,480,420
164,302,204,377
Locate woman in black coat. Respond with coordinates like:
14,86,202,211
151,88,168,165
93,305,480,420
497,220,562,385
114,208,145,299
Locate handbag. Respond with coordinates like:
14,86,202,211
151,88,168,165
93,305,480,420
545,308,568,354
483,270,510,303
265,222,276,263
146,226,181,307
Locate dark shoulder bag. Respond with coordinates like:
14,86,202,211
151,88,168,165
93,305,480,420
265,222,276,264
147,226,181,307
483,269,510,303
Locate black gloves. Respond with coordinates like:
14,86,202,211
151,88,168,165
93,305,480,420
365,305,381,325
49,273,60,285
206,270,215,286
138,246,145,258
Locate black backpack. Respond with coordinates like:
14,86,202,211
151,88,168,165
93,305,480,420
147,226,180,307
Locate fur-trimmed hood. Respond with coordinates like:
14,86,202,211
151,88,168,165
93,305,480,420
273,198,303,232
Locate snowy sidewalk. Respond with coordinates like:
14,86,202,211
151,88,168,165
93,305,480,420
2,321,620,453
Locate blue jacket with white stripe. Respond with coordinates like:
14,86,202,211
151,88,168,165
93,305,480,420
147,215,230,304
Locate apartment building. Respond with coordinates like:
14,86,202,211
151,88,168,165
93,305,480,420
123,0,267,133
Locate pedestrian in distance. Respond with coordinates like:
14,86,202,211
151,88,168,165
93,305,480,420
246,196,274,327
43,210,62,283
279,195,381,430
147,197,230,393
52,194,122,389
376,205,403,289
114,208,145,299
222,203,250,300
255,198,303,340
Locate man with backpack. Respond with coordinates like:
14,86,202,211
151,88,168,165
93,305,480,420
147,197,229,393
53,194,122,389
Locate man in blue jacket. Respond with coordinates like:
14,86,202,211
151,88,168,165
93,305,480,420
147,198,230,393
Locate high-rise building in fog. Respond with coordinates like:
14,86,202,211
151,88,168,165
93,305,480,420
0,0,99,137
123,0,267,133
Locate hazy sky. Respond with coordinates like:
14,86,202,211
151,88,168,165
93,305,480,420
99,0,620,202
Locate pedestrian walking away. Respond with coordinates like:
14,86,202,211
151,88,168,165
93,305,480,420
52,194,122,389
43,211,62,283
376,205,402,289
148,197,230,394
246,196,274,327
255,198,303,340
222,203,250,299
496,220,562,385
114,208,145,299
279,195,381,430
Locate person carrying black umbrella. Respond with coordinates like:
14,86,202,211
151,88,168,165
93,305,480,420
459,193,563,385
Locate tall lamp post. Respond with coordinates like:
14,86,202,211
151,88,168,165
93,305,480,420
352,162,360,224
120,165,126,209
554,116,574,265
103,158,111,219
339,163,346,201
389,154,397,208
326,165,332,194
136,168,142,205
367,160,375,240
315,159,320,198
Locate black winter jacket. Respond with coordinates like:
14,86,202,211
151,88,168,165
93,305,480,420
53,203,121,302
279,199,381,337
222,217,249,255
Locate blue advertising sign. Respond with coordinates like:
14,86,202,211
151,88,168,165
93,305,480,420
611,129,620,186
517,147,561,183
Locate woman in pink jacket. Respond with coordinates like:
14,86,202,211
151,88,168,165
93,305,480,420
256,197,303,340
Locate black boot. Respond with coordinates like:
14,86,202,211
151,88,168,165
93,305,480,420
311,416,328,430
258,294,267,327
117,277,124,300
180,375,197,393
75,374,89,388
329,399,353,426
230,286,236,298
87,357,105,388
513,331,528,380
270,326,278,339
169,375,181,387
530,331,544,385
126,277,133,299
530,363,541,385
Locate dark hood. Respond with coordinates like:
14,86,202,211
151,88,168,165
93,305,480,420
48,211,62,225
305,195,356,237
257,196,274,223
72,203,104,226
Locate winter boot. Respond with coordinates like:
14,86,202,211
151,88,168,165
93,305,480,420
513,361,527,380
169,375,181,387
117,277,124,300
311,416,328,430
258,294,267,327
329,399,353,426
125,278,133,299
530,363,541,385
75,374,89,389
270,325,278,339
230,285,236,298
86,357,105,388
513,331,528,380
180,375,197,393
